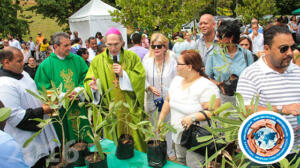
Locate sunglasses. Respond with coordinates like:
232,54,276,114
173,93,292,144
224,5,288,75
279,44,297,53
151,45,163,49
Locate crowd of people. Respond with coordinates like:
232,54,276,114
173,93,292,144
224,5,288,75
0,13,300,168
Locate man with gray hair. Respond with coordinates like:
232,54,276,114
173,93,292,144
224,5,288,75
195,14,218,65
34,32,91,145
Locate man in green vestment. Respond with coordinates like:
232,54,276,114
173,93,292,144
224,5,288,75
34,32,91,144
84,27,147,152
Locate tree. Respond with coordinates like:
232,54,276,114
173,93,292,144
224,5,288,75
29,0,116,30
0,0,30,38
110,0,204,36
235,0,277,24
275,0,300,15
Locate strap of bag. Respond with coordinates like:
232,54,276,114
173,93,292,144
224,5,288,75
199,111,211,127
243,49,248,67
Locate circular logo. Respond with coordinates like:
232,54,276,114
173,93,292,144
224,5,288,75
238,111,294,164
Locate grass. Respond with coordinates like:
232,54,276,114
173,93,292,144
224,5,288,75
20,0,63,41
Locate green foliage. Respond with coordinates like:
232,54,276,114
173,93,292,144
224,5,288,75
130,109,176,143
235,0,278,24
24,82,81,162
0,0,30,37
110,0,204,35
275,0,300,15
28,0,89,30
0,107,11,122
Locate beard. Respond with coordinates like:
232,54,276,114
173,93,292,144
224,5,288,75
279,55,292,68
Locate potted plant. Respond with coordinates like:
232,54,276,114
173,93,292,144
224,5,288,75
24,82,83,168
69,115,89,167
129,110,177,168
104,100,135,160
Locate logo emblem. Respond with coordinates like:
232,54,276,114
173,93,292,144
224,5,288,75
238,111,294,164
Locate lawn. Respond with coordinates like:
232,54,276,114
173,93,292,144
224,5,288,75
21,0,63,41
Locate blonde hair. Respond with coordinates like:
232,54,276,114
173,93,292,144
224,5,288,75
149,33,170,58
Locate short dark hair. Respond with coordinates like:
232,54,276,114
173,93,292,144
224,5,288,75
263,25,292,47
76,48,87,57
73,38,80,44
217,20,241,44
131,33,142,44
88,37,96,43
0,50,14,64
28,56,36,60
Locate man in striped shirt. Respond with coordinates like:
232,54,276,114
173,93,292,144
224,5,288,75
237,25,300,166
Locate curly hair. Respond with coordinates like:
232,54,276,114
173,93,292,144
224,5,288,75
217,20,241,44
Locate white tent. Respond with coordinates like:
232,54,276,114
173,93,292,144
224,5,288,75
69,0,127,48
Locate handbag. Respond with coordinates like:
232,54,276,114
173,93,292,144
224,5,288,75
220,49,249,96
180,111,224,157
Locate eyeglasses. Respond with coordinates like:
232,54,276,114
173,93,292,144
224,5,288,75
177,63,186,66
151,45,163,49
279,44,297,53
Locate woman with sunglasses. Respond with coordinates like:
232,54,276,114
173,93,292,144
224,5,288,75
142,32,177,160
158,50,220,167
205,20,254,103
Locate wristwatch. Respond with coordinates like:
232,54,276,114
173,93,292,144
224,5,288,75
191,114,197,122
276,105,283,114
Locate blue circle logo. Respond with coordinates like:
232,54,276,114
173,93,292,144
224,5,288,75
238,111,294,164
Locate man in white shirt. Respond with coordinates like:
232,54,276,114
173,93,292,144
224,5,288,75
0,47,59,167
249,23,264,57
8,35,21,50
28,37,35,57
237,25,300,166
87,37,97,63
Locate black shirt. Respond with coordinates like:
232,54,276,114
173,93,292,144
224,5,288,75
23,65,38,79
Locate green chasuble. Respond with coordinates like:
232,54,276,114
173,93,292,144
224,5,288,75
84,48,147,152
34,52,91,143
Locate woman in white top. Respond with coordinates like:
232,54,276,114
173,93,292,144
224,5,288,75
21,43,30,63
143,32,177,159
158,50,220,167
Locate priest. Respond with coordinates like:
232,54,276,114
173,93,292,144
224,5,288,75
34,32,91,144
84,27,146,152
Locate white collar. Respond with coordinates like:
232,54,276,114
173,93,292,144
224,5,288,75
258,56,297,74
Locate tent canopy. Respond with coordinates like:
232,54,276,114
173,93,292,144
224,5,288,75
69,0,127,48
292,8,300,15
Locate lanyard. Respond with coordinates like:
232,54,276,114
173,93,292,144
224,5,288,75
152,56,165,99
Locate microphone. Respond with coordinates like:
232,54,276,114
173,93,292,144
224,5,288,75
113,56,119,78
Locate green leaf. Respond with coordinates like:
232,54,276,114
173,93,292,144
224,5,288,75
266,102,273,111
26,89,46,102
78,102,85,108
212,116,242,125
196,135,213,143
52,138,60,144
211,126,239,133
279,158,289,168
209,94,216,110
0,107,11,122
235,92,247,116
213,102,232,115
128,123,138,130
23,129,42,148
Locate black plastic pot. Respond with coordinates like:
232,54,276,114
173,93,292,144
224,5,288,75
116,134,134,159
147,140,167,168
84,153,108,168
70,142,89,167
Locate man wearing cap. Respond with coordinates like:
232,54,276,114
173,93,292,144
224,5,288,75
84,27,147,152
